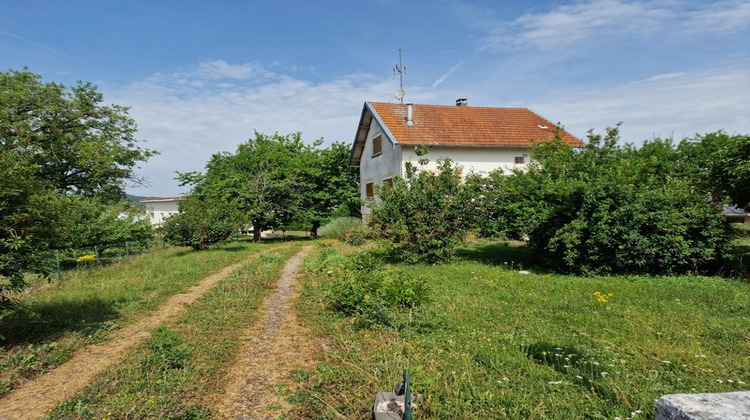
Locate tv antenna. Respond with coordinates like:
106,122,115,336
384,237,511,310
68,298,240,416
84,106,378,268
393,49,405,103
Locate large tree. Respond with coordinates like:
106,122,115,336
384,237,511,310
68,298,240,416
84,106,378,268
1,68,157,288
178,132,358,242
678,132,750,209
475,126,733,275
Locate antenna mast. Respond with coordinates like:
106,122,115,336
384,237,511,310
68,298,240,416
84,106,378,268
393,49,406,103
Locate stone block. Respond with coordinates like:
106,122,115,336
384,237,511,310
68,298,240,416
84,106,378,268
655,391,750,420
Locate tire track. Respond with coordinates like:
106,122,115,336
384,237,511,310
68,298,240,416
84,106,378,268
0,256,258,420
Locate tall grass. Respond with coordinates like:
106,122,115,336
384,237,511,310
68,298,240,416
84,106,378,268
317,217,362,241
45,244,300,419
0,238,278,394
292,242,750,419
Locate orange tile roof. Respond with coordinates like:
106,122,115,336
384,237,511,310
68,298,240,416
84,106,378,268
368,101,583,147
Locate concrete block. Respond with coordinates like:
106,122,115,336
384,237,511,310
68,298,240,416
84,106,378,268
655,391,750,420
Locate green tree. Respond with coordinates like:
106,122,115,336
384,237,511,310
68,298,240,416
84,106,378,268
0,68,157,199
678,132,750,209
179,132,358,241
493,126,732,275
1,68,157,288
159,196,239,251
54,196,153,250
297,141,360,237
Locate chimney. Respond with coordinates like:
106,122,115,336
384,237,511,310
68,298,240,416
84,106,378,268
406,103,415,126
455,98,468,106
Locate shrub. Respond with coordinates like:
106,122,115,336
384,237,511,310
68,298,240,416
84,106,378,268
343,224,370,246
530,179,730,275
159,197,239,251
317,217,362,241
368,156,471,263
481,126,735,276
322,251,431,329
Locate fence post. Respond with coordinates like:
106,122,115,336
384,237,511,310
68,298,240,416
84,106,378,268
55,250,62,282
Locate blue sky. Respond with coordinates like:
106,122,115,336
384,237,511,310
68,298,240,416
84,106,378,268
2,0,749,197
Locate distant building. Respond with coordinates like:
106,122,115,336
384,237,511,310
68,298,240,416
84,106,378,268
139,197,183,225
724,204,750,225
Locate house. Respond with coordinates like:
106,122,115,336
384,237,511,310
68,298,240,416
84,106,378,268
349,99,584,206
139,197,183,225
724,204,750,225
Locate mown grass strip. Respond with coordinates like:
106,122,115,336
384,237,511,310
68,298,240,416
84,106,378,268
0,237,294,395
44,243,302,419
291,241,750,419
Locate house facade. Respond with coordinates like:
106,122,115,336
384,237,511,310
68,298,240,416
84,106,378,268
724,204,750,225
349,100,584,206
139,197,183,225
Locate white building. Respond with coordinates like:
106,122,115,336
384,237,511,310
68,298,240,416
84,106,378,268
349,99,584,207
139,197,183,225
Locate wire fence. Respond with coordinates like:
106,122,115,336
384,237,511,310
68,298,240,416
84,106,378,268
53,240,164,281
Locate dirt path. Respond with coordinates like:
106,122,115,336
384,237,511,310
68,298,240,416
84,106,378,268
215,246,317,420
0,257,256,420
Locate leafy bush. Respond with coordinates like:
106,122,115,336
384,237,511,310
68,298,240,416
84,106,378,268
159,197,239,251
482,126,734,275
368,156,471,263
305,248,430,329
323,252,430,329
344,225,370,246
530,178,730,275
317,217,362,241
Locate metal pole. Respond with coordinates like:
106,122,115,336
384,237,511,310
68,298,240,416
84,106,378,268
404,370,412,420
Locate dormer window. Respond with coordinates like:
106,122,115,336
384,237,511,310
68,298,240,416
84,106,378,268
372,135,382,157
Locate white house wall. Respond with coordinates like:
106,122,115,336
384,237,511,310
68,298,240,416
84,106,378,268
401,146,530,176
145,201,180,225
359,124,402,203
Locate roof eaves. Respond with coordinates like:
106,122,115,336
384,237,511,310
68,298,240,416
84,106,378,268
367,102,400,147
349,102,401,166
349,103,371,165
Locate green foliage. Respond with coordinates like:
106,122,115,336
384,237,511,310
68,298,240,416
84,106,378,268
159,197,239,251
477,125,733,275
368,157,471,263
0,68,157,198
317,217,362,241
343,224,371,246
178,132,359,241
141,325,190,373
308,249,431,329
678,132,750,209
54,195,154,250
0,68,157,289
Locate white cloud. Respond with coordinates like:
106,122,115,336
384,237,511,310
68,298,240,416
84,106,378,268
682,0,750,35
530,60,750,143
479,0,750,52
109,61,396,196
432,61,464,88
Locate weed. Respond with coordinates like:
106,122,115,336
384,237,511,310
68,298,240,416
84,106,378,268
317,217,362,241
141,325,189,373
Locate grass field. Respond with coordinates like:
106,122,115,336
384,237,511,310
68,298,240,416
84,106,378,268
0,237,299,396
1,234,748,419
292,241,750,419
45,244,300,419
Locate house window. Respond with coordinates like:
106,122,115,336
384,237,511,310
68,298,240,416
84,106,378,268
515,156,525,164
383,178,393,188
365,182,374,198
372,135,382,157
